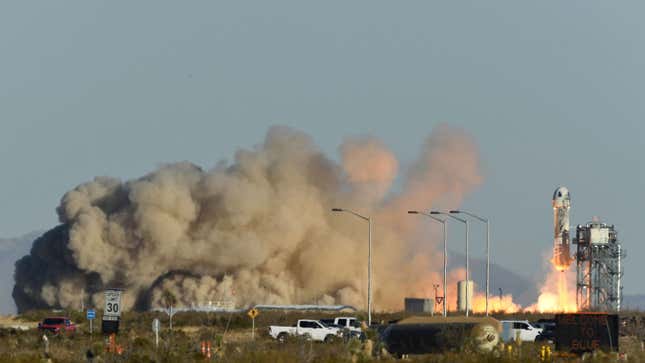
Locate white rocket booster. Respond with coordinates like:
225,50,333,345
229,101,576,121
553,186,572,271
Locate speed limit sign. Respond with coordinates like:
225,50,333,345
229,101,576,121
103,289,122,320
102,289,123,334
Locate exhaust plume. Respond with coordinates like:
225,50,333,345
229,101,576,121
13,124,482,312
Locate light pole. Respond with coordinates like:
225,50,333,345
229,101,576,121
408,211,447,317
332,208,372,326
432,211,470,316
450,210,490,316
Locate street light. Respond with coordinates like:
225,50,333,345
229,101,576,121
432,211,470,316
450,210,490,316
331,208,372,326
408,210,447,317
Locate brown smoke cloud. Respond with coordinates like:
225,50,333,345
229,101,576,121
340,137,398,204
13,124,481,312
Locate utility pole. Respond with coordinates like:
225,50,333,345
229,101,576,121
332,208,373,326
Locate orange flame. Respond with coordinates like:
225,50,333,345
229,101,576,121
429,257,578,314
441,269,521,313
472,293,521,313
525,265,577,313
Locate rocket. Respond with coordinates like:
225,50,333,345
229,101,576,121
552,186,572,271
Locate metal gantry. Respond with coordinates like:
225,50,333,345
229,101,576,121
575,221,625,312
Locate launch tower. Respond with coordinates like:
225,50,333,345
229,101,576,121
574,220,625,312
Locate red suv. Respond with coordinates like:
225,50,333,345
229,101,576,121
38,317,77,334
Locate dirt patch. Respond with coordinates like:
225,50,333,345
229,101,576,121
620,336,643,357
222,329,254,343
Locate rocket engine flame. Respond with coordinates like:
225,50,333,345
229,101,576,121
525,267,577,313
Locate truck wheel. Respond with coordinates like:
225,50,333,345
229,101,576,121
324,335,336,344
277,333,288,343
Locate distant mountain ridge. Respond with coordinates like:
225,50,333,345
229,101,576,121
0,231,43,314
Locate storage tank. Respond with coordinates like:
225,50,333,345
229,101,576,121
380,316,501,356
457,280,473,312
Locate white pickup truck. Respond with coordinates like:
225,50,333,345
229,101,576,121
269,319,342,343
500,320,543,342
320,317,364,339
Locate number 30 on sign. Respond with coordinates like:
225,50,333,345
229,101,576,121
104,289,122,319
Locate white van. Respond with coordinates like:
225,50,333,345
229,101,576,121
500,320,542,342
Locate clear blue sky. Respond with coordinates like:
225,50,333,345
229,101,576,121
1,1,643,293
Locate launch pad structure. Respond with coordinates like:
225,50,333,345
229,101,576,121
551,186,625,312
574,221,625,312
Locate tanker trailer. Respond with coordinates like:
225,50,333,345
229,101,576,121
380,316,501,356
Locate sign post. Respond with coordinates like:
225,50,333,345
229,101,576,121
247,308,259,340
152,318,160,349
86,309,96,334
102,289,122,335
